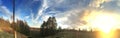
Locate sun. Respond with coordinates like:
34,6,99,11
82,11,120,33
91,14,116,33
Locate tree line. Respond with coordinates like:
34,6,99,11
40,17,62,37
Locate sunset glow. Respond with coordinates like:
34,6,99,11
82,11,120,33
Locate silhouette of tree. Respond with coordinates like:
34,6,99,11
58,27,62,32
40,17,58,37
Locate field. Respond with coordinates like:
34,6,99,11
44,31,97,38
1,29,120,38
39,30,120,38
0,31,14,38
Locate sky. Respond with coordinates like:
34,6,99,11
0,0,120,29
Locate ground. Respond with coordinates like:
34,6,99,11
30,30,120,38
44,31,97,38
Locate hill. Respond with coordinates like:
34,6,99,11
0,18,14,34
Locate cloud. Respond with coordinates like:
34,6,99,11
35,0,48,21
33,0,90,28
28,10,42,27
89,0,112,8
41,15,50,21
52,0,115,29
117,2,120,7
32,0,69,27
0,6,12,17
30,24,40,28
95,0,120,12
116,0,120,7
24,16,30,19
55,9,86,28
0,5,12,23
0,0,13,23
24,0,120,28
35,0,90,22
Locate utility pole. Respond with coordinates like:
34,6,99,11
13,0,15,22
12,0,17,38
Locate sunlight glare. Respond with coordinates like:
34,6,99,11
91,14,116,33
81,11,120,33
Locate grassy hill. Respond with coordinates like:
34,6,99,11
0,18,28,38
0,18,14,38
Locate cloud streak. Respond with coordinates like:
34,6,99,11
35,0,48,21
33,0,90,28
89,0,112,8
15,0,120,29
0,6,12,17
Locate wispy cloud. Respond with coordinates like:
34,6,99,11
0,4,12,23
52,0,120,29
15,0,120,28
0,3,12,22
24,16,30,19
0,6,12,17
35,0,48,21
55,9,84,28
117,0,120,7
89,0,112,8
32,0,90,28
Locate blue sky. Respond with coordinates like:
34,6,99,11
0,0,120,29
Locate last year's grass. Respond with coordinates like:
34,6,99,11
0,31,13,38
45,31,97,38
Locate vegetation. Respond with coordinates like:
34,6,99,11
0,18,14,38
0,31,14,38
11,20,30,36
58,27,62,32
40,17,58,37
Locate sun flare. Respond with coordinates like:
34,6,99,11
91,14,116,33
82,10,120,33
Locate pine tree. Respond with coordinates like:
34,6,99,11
40,17,58,37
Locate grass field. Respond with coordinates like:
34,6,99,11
43,30,120,38
44,31,97,38
0,29,120,38
0,31,14,38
